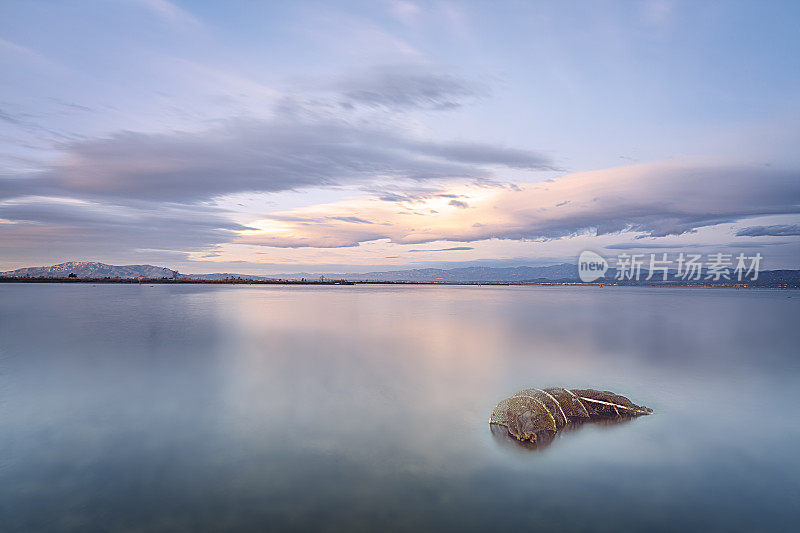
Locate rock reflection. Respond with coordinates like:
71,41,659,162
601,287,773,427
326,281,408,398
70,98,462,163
490,417,639,452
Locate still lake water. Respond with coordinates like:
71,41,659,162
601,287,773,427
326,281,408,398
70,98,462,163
1,284,799,531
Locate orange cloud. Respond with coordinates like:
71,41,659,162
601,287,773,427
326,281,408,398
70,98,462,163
238,161,800,248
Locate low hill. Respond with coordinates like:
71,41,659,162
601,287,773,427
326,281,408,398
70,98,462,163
318,264,579,282
0,261,179,279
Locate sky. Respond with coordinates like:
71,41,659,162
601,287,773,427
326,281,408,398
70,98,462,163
1,0,799,274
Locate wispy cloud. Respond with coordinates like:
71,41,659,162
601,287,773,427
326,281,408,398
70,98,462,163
329,216,375,224
387,1,422,26
0,37,56,67
336,64,484,110
132,0,202,29
409,246,473,252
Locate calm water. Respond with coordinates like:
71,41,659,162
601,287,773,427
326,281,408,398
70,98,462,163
1,284,799,532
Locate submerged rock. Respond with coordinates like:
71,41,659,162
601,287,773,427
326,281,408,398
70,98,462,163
490,387,652,444
504,395,557,442
512,388,568,429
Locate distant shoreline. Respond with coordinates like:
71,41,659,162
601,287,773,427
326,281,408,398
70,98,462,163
0,277,797,289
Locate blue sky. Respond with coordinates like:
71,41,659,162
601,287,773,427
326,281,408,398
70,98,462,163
1,0,799,273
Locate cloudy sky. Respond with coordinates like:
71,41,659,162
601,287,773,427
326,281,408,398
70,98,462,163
1,0,799,273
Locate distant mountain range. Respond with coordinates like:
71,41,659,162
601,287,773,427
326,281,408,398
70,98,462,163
182,272,273,281
1,261,799,286
319,265,800,286
0,261,580,282
308,264,580,282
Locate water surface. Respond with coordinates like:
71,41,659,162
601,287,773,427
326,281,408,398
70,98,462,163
1,284,799,531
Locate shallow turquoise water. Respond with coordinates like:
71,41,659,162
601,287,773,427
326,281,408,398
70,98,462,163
1,284,799,531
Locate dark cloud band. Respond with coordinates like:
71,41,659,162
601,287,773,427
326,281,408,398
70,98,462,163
736,224,800,237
